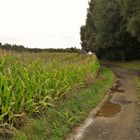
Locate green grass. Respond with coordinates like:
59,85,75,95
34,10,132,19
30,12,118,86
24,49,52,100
101,60,140,70
14,67,115,140
117,61,140,70
134,76,140,104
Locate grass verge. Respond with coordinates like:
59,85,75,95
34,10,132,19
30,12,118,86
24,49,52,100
134,76,140,104
101,60,140,70
13,67,115,140
117,61,140,70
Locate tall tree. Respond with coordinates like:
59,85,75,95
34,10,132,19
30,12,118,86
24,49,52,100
80,0,96,52
81,0,140,60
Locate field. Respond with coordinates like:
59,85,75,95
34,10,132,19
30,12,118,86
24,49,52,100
0,51,116,140
0,52,99,129
16,67,114,140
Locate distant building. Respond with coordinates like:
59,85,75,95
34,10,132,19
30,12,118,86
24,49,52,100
87,51,92,55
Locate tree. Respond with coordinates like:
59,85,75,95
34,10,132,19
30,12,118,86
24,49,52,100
80,0,96,52
80,0,140,60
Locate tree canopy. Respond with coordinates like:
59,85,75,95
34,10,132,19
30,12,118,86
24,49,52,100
81,0,140,60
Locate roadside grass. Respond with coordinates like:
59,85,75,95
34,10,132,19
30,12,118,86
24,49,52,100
100,60,140,70
117,61,140,70
14,67,115,140
134,76,140,104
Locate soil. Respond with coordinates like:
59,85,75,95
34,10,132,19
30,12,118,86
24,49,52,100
66,66,140,140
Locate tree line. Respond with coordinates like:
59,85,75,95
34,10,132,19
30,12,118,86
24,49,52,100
81,0,140,60
0,42,80,53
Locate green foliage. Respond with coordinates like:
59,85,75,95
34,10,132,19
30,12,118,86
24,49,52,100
117,0,140,41
81,0,140,60
115,61,140,70
0,53,99,129
135,76,140,104
15,67,115,140
0,42,80,53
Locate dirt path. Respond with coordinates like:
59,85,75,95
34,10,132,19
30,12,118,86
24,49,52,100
67,67,140,140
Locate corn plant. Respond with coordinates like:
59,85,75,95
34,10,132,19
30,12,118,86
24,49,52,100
0,52,99,128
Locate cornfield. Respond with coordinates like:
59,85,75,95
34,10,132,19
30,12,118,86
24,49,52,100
0,52,99,128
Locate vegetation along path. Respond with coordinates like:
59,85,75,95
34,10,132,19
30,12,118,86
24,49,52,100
67,66,140,140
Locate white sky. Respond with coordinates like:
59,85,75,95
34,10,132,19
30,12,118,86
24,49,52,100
0,0,89,49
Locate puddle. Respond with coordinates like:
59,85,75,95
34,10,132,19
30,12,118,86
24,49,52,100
96,101,121,118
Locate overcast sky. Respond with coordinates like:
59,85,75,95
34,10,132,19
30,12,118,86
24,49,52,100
0,0,89,48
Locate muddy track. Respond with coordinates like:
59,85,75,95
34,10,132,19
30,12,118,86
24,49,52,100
66,66,140,140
